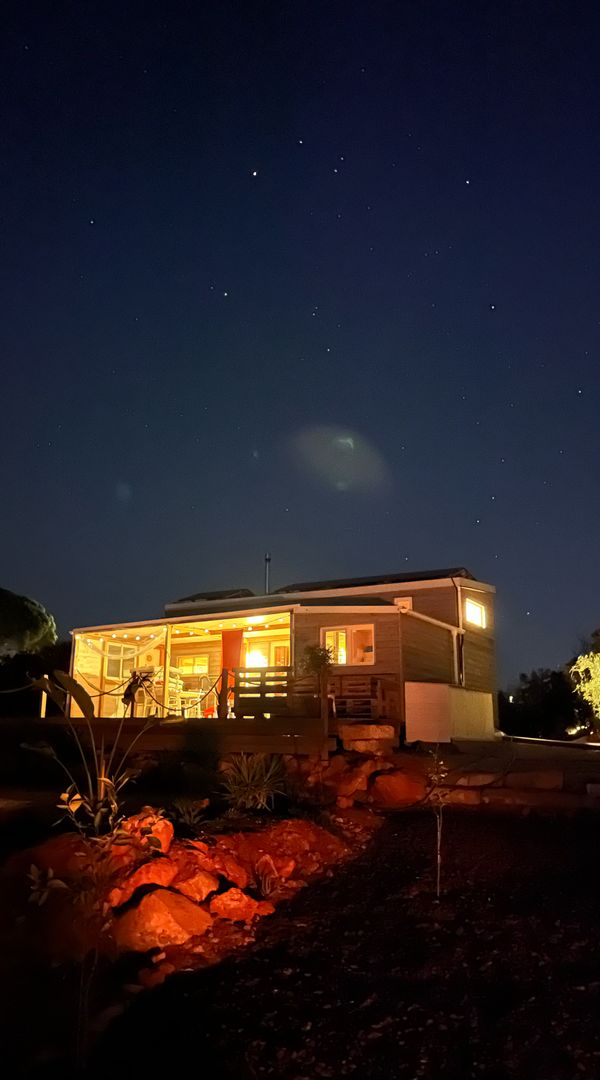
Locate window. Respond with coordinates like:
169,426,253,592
105,643,137,680
178,655,209,676
464,598,486,628
322,625,375,665
244,640,290,667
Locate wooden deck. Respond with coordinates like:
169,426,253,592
52,713,335,758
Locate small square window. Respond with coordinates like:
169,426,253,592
465,598,486,628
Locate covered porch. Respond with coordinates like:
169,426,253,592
70,609,293,721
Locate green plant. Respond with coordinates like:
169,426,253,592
27,864,69,906
300,645,333,731
426,746,450,901
29,669,160,836
221,753,286,812
167,797,209,835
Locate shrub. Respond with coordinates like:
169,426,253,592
221,753,286,812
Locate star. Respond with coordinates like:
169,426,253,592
251,170,258,177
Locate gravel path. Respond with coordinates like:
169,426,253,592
90,810,600,1079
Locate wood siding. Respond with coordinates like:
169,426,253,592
293,611,401,677
400,613,455,683
372,584,459,624
460,585,496,693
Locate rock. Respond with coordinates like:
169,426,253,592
325,754,350,777
338,724,396,741
114,888,212,952
370,771,427,807
174,868,220,903
504,770,564,791
121,808,174,853
456,772,502,787
336,796,354,808
189,840,249,889
209,888,274,923
442,787,481,806
343,739,397,755
23,833,91,879
108,857,178,908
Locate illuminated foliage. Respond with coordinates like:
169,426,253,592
571,652,600,719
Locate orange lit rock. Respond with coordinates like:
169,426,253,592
189,840,249,889
370,771,427,807
25,833,90,878
174,868,220,903
114,888,212,952
108,856,177,908
121,808,174,853
209,888,274,922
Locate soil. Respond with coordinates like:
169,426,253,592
80,809,600,1080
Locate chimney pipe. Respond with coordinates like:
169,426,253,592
264,552,271,595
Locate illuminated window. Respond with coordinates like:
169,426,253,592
465,598,486,628
244,641,290,668
322,625,375,665
178,655,209,676
105,643,137,680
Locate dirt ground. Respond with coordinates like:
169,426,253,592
80,809,600,1080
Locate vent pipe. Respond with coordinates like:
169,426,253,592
264,552,271,595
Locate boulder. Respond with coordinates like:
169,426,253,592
114,888,212,952
338,724,396,741
121,808,174,853
174,868,220,903
336,796,354,809
442,787,481,806
504,770,564,791
108,856,177,908
209,888,274,923
22,833,90,879
456,772,502,788
343,739,396,755
370,771,427,807
189,840,250,889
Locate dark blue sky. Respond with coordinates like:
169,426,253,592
2,1,599,683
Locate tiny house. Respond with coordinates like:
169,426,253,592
66,567,497,753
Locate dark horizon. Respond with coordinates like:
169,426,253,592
2,1,600,686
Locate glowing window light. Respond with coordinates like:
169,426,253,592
465,598,486,628
246,650,268,667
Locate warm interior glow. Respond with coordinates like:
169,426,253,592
245,649,269,667
323,624,374,665
69,611,292,720
465,598,486,628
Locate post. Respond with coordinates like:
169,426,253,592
264,552,271,594
218,667,229,719
319,667,329,761
162,625,172,718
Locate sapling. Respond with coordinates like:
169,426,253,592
427,745,450,900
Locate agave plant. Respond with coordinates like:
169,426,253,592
29,670,160,836
221,753,286,812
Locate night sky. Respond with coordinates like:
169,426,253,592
2,1,599,685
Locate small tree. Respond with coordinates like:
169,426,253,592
426,746,449,900
300,644,333,732
0,586,57,659
571,651,600,732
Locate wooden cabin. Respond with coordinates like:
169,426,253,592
64,567,497,756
